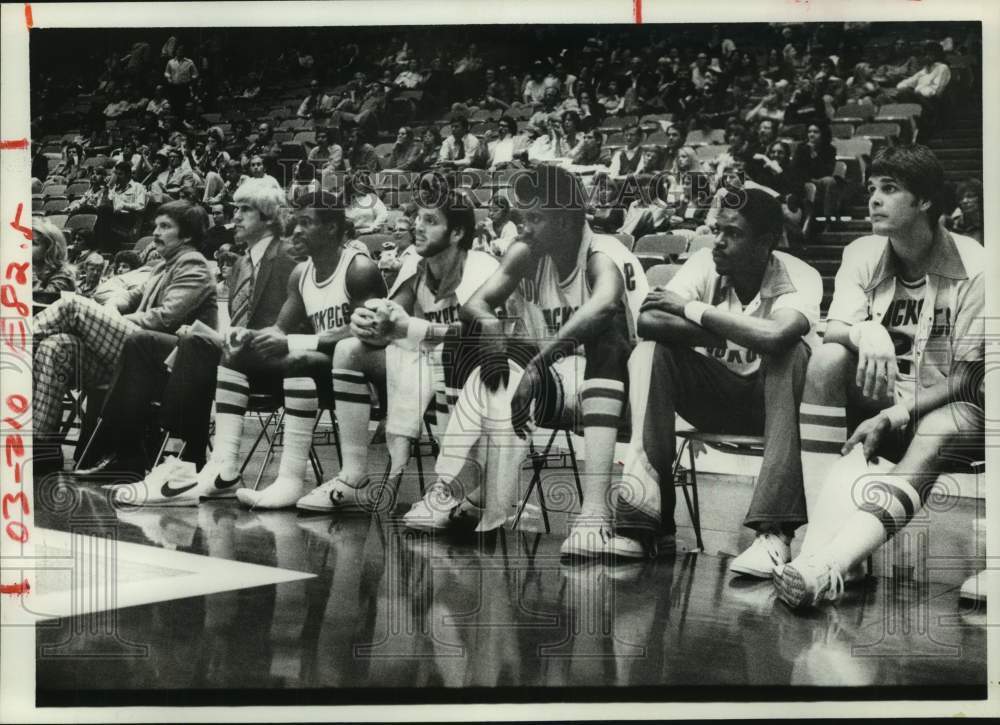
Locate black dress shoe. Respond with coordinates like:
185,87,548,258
74,454,145,481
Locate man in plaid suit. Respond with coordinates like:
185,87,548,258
32,200,217,472
78,179,296,479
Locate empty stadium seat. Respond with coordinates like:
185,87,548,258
42,183,67,198
43,198,70,214
65,213,98,234
832,102,876,124
47,214,69,230
685,128,726,146
645,263,683,288
855,122,901,144
633,233,689,269
680,235,715,260
65,182,91,198
831,122,855,139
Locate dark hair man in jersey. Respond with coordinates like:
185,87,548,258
615,187,824,565
402,164,650,560
298,182,499,513
111,184,386,508
81,179,294,485
775,145,984,609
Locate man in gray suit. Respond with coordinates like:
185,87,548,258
83,180,296,479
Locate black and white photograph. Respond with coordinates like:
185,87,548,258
0,1,996,721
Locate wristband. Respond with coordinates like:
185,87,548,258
683,300,711,327
287,334,319,352
881,403,910,431
406,318,432,346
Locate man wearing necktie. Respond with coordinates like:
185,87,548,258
438,114,480,169
80,180,295,481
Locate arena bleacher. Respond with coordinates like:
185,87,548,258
29,23,982,312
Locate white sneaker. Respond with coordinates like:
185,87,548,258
235,478,306,510
960,570,991,603
730,533,791,578
109,457,199,507
773,555,846,609
194,459,242,500
401,484,466,532
559,526,647,560
296,477,373,513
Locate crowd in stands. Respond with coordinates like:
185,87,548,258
30,23,981,297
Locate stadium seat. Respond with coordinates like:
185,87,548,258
65,182,91,198
65,213,98,234
293,130,316,146
47,214,69,230
633,233,689,269
133,235,155,255
830,122,855,139
855,122,901,143
685,128,726,146
43,198,70,214
278,142,307,160
680,234,715,260
833,137,872,159
42,182,67,197
644,263,683,288
832,102,876,124
779,124,807,142
645,131,670,144
470,108,499,123
471,121,498,137
695,145,725,165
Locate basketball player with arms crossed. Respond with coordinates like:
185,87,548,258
295,184,499,513
402,165,650,559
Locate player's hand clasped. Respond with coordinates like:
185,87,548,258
850,320,898,401
249,326,289,358
842,412,892,462
511,362,543,439
640,287,688,317
351,299,410,346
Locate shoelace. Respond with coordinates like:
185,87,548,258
763,534,788,567
823,562,846,602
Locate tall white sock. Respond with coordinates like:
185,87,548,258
212,366,249,480
798,402,847,557
332,367,371,486
579,378,625,525
275,377,318,484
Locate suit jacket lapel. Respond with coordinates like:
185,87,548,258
249,236,278,316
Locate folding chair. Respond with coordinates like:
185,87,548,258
645,263,683,288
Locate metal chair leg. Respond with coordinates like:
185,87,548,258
563,429,583,505
73,416,103,471
512,430,557,533
251,409,285,491
687,438,703,552
239,409,277,475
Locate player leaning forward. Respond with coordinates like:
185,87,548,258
402,164,650,557
776,144,985,608
615,186,824,563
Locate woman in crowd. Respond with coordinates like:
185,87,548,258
32,218,76,295
344,175,388,235
790,121,841,223
416,126,443,170
949,178,983,244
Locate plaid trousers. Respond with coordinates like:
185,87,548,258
33,294,140,436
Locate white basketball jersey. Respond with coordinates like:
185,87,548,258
513,228,648,343
393,249,499,324
298,244,369,333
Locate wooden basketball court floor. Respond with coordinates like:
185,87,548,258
28,428,986,706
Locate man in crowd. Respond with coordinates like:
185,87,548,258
775,145,984,607
614,188,823,562
438,114,482,170
101,160,149,251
